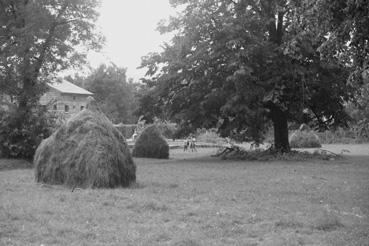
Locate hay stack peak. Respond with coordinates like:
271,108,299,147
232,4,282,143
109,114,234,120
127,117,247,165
34,109,136,188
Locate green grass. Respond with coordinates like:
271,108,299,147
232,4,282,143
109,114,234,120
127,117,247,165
1,146,369,246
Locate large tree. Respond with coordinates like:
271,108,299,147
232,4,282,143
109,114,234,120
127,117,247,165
0,0,103,113
75,64,140,124
140,0,355,152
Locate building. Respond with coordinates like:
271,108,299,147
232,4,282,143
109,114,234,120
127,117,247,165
39,79,93,115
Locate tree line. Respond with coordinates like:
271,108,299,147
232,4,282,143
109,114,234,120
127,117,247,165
1,0,368,159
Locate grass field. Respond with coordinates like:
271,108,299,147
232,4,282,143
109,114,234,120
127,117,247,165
1,145,369,246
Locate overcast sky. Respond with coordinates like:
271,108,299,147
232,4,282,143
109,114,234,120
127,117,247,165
87,0,176,81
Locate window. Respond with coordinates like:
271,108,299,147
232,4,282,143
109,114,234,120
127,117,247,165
53,104,57,110
73,96,76,100
64,105,69,112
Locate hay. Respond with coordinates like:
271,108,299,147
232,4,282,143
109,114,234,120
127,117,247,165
34,109,136,188
132,125,169,159
290,130,322,148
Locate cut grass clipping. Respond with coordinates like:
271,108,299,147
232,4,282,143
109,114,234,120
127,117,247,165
132,125,169,159
34,109,136,188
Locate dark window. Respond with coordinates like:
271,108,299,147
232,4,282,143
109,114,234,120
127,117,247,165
53,104,57,110
65,105,69,112
73,96,76,100
80,106,84,110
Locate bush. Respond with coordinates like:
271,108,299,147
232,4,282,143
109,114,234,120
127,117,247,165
290,130,322,148
34,109,136,188
155,122,177,140
132,125,169,159
0,107,55,160
316,127,369,144
196,128,225,144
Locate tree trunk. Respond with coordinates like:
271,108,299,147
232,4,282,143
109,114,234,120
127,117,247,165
271,105,290,153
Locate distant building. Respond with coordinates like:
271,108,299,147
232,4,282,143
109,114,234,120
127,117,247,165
40,79,93,115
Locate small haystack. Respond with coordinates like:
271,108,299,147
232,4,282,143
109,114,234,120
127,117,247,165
132,125,169,159
290,124,322,148
34,109,136,188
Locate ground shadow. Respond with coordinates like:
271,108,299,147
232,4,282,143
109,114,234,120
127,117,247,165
0,159,32,171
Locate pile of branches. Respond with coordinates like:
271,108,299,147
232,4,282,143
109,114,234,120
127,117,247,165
213,145,342,161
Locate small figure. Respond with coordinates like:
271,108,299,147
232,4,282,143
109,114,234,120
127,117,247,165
190,135,197,152
183,138,190,152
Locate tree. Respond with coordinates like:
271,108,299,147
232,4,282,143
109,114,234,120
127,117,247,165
78,64,139,124
0,0,102,159
317,0,369,141
318,0,369,82
0,0,103,112
134,85,165,124
140,0,354,152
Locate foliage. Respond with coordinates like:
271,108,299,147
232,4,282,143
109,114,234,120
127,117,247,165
72,64,140,124
132,125,169,159
290,131,322,148
0,0,103,109
115,124,137,139
139,0,354,153
34,109,136,188
0,0,102,159
0,106,55,160
154,121,177,140
196,128,225,144
318,0,369,81
317,127,368,144
134,88,165,124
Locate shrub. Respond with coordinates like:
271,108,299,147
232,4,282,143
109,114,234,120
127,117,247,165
316,127,369,144
196,128,225,144
155,122,177,140
290,130,322,148
0,106,55,160
34,109,136,188
132,125,169,159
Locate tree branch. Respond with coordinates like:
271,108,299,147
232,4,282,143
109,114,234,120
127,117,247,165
33,2,69,80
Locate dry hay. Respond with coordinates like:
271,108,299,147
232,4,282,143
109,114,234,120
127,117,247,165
132,125,169,159
213,145,340,161
34,109,136,188
290,129,322,148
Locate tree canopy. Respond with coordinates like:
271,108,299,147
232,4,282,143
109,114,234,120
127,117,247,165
74,64,140,124
0,0,103,111
140,0,357,152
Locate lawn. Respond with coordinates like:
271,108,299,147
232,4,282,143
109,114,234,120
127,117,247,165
1,145,368,246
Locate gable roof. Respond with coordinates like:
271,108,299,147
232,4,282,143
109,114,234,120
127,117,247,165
48,79,93,95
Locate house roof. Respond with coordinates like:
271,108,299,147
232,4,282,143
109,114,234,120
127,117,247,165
47,79,93,95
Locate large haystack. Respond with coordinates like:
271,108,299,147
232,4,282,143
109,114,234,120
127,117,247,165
132,125,169,159
34,109,136,188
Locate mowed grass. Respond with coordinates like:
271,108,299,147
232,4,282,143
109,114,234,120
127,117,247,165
1,146,369,246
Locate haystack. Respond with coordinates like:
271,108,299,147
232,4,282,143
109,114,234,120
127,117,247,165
132,125,169,159
34,108,136,188
290,124,321,148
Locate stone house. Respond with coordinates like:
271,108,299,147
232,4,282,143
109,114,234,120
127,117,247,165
39,79,93,115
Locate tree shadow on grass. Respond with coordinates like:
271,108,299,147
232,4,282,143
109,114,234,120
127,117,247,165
0,158,32,171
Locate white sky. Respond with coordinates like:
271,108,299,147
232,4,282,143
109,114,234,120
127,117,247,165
87,0,176,81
